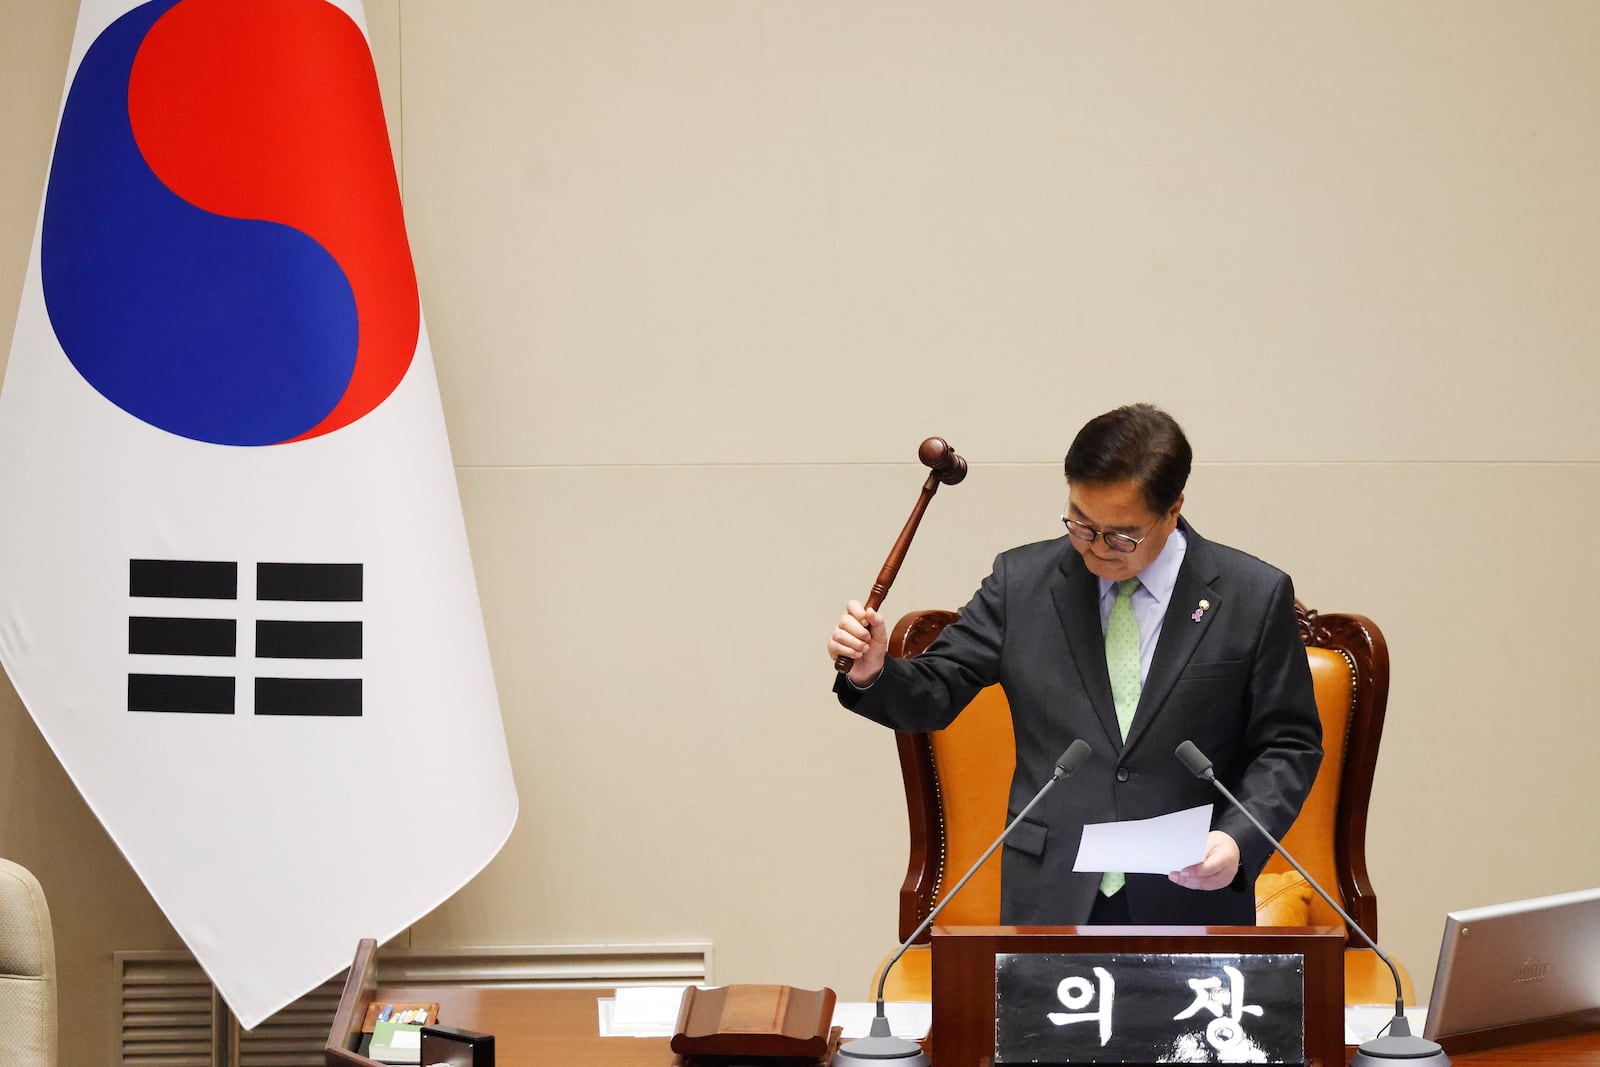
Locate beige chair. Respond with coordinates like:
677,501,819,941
875,600,1414,1007
0,857,57,1067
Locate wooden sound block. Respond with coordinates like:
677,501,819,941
670,984,837,1060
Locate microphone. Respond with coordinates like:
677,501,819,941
1174,740,1449,1066
834,739,1093,1067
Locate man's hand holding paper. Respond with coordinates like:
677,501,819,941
1167,829,1242,891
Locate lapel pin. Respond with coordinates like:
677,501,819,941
1192,599,1210,623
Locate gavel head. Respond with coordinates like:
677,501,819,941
918,436,968,485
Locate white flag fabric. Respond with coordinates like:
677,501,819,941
0,0,517,1029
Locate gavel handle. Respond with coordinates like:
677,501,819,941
833,473,942,673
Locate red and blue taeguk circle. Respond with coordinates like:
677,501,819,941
42,0,418,447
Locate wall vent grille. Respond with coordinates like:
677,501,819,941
115,952,223,1067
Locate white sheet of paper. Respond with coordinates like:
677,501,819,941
597,985,691,1037
1072,803,1213,874
832,1002,933,1040
598,991,934,1041
1344,1004,1429,1044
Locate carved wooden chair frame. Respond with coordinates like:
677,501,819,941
887,601,1390,943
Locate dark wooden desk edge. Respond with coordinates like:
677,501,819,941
325,938,379,1066
1440,1008,1600,1058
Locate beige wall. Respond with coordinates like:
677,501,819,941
4,2,1600,1063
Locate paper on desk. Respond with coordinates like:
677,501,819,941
832,1002,933,1040
1072,804,1212,874
597,985,690,1037
1344,1004,1428,1044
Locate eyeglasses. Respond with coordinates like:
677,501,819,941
1059,510,1157,554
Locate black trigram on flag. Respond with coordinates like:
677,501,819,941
128,559,363,716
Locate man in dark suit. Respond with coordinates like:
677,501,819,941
827,404,1321,925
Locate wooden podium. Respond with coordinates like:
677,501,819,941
928,924,1346,1067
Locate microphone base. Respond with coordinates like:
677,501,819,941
832,1034,931,1065
1350,1030,1451,1064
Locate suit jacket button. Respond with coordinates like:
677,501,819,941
1116,767,1129,782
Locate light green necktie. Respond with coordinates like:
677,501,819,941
1100,577,1141,898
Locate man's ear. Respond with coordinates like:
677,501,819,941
1169,492,1185,522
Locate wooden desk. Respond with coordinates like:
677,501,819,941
1445,1011,1600,1065
1450,1030,1600,1065
325,939,674,1066
362,986,671,1066
326,940,1600,1067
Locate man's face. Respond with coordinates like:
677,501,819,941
1064,479,1183,582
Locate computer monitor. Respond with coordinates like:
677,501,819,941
1424,886,1600,1042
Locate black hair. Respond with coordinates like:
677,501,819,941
1063,403,1192,514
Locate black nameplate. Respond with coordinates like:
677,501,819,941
995,951,1306,1064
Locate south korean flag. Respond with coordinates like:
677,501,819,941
0,0,517,1029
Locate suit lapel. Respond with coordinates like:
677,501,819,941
1124,520,1221,753
1052,549,1124,752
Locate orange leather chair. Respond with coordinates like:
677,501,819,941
873,601,1414,1007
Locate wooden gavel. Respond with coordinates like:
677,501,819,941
833,436,968,673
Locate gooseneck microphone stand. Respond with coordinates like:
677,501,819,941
1174,740,1449,1066
834,740,1093,1067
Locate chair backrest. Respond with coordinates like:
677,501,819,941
888,601,1389,944
0,857,58,1067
